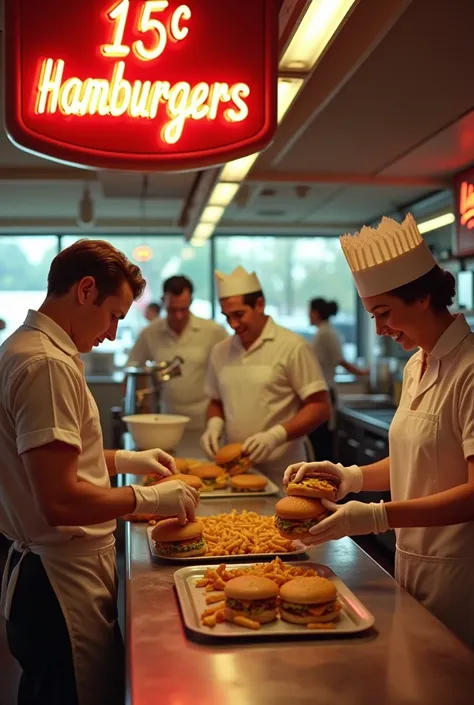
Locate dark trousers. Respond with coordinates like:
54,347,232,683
309,421,335,462
6,551,79,705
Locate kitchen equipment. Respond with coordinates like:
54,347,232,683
123,356,183,415
173,562,375,638
122,413,190,451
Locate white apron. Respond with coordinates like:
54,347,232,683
218,365,306,479
390,407,474,647
0,534,123,705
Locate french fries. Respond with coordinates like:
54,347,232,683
233,616,261,630
199,510,296,556
197,557,317,593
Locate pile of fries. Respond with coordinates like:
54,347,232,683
197,558,330,630
200,510,296,556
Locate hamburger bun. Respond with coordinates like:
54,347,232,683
189,463,227,491
158,473,203,491
280,577,340,624
215,444,252,476
230,474,267,492
174,458,190,474
286,468,340,500
274,496,328,540
224,576,279,624
152,519,207,558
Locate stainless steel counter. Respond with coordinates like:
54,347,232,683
125,433,474,704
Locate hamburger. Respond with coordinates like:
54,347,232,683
158,473,203,491
279,577,341,624
286,467,340,500
151,518,207,558
189,464,227,491
230,474,267,493
274,496,328,540
215,443,252,476
224,576,279,624
174,458,190,474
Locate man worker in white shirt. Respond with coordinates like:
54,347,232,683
127,275,227,429
201,267,331,477
0,240,199,705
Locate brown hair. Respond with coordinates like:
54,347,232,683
47,239,146,303
389,265,456,311
243,290,265,308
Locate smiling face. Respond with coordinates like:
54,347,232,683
72,276,134,354
362,292,430,351
220,295,266,348
163,289,192,335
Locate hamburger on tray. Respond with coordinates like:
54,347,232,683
151,518,207,558
230,474,267,493
279,576,342,625
190,464,228,491
215,443,252,476
158,473,203,491
174,458,190,474
274,496,328,540
224,576,279,625
286,467,340,500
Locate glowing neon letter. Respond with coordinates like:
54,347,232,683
109,61,132,116
171,5,191,41
460,181,474,230
36,58,64,114
102,0,131,58
134,1,169,61
226,84,250,122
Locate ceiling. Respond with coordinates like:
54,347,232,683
1,0,473,236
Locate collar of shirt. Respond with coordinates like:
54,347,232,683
427,314,471,361
231,316,276,355
160,312,201,340
23,309,79,358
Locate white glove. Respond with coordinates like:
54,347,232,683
131,480,199,525
283,460,363,500
302,499,389,545
115,449,177,477
242,425,287,464
200,417,224,458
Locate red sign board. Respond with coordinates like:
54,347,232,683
454,166,474,256
4,0,279,171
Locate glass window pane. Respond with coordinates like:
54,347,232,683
0,236,58,339
61,235,211,368
214,236,357,361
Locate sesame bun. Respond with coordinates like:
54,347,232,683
151,519,203,543
280,577,340,625
224,576,279,600
174,458,190,474
230,474,267,492
286,469,340,500
158,473,203,491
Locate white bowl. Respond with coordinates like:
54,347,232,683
122,414,191,451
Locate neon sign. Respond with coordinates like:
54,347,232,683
454,168,474,256
4,0,278,171
459,181,474,231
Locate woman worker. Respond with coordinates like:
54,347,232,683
285,214,474,647
309,297,368,461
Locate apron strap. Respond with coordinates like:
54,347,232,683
0,540,29,621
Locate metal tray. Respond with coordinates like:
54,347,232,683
174,562,375,638
142,469,280,499
147,526,307,563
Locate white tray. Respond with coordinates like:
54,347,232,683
173,562,375,639
147,526,307,563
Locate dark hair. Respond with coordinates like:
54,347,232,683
146,302,161,314
163,275,194,296
310,297,339,320
388,265,455,311
47,239,146,304
243,290,265,308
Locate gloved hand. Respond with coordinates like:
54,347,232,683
131,480,199,525
200,417,224,458
301,499,389,545
242,425,287,464
283,460,363,501
115,448,177,477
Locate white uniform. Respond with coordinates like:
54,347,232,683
0,310,121,705
390,314,474,646
206,317,327,474
127,314,227,429
312,321,343,429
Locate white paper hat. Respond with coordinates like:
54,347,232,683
339,214,437,298
215,266,262,299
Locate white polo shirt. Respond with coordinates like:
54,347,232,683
206,317,327,470
311,321,343,389
127,314,227,429
0,310,115,546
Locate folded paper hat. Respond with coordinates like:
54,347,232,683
215,266,262,299
339,214,437,298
